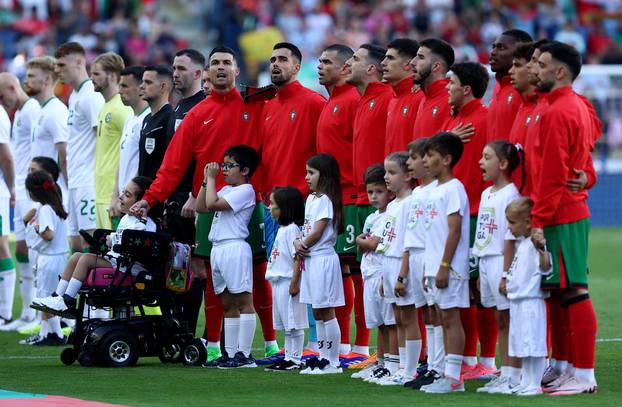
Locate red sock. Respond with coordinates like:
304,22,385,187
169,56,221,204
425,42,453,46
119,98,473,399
477,306,498,358
351,272,370,347
564,303,574,366
203,261,223,343
567,295,597,369
336,273,354,347
548,297,569,362
460,305,478,359
252,261,276,342
418,307,427,362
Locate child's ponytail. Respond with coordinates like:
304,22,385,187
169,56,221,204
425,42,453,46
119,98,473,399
487,140,525,192
25,170,68,219
306,153,343,234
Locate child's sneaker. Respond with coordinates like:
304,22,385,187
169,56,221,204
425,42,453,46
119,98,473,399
300,356,320,374
477,375,504,393
462,362,498,380
18,333,42,345
351,363,377,379
33,333,66,346
0,317,36,332
487,376,516,394
516,386,543,396
406,369,440,389
34,295,68,314
541,365,559,386
265,359,301,372
366,367,391,383
547,377,597,396
217,351,256,369
309,359,342,375
421,376,465,393
377,370,413,386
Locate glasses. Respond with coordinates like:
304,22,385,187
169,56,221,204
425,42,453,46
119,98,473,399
220,162,240,170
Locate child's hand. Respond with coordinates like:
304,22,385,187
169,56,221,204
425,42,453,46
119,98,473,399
204,162,219,179
435,265,449,289
531,228,545,250
289,281,300,297
499,277,507,297
293,239,310,257
533,236,547,252
394,280,406,297
23,208,36,224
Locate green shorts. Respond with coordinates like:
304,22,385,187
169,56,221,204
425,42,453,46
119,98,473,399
355,204,376,262
542,218,590,290
469,215,479,279
335,205,358,258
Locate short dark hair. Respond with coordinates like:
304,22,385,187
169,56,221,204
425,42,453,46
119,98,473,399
31,156,60,181
540,41,582,81
54,42,85,58
533,39,552,51
175,48,206,67
420,38,455,70
385,151,410,173
513,42,535,61
224,145,260,177
360,43,387,79
408,138,428,157
273,42,302,63
323,44,354,65
502,29,533,44
26,170,67,220
130,176,153,201
271,186,305,227
120,66,145,84
387,38,419,60
363,164,386,186
144,64,173,80
424,132,464,167
208,45,238,64
450,62,490,99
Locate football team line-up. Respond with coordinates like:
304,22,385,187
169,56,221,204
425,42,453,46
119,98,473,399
0,28,599,396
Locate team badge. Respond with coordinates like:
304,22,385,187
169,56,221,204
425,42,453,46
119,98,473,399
369,99,376,110
507,94,513,104
105,112,112,123
290,110,297,121
525,115,532,125
15,118,21,127
145,137,155,154
332,104,339,115
401,106,409,117
432,106,438,117
242,111,250,121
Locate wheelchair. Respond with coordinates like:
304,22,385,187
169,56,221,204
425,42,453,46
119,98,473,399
59,228,206,368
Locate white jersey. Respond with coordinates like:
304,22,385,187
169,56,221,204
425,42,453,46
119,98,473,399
302,193,337,256
0,105,11,198
118,107,150,194
31,97,68,160
507,237,552,300
266,222,300,281
472,183,519,257
11,98,40,198
25,204,69,255
208,184,255,244
108,214,156,258
360,210,386,278
404,180,438,250
66,79,104,188
376,194,411,258
423,178,470,278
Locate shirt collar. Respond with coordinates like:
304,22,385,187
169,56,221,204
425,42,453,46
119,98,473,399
392,76,416,96
424,78,449,99
546,85,574,103
210,87,242,102
277,80,303,100
451,98,483,117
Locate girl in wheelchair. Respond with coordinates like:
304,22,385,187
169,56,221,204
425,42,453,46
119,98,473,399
33,176,156,316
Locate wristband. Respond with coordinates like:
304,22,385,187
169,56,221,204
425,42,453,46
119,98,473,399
440,261,451,268
397,276,406,284
201,181,207,188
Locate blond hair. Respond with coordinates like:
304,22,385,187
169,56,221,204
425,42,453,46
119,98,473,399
27,56,57,75
506,196,534,217
92,52,126,78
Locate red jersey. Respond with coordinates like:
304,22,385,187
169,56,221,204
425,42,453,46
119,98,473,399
143,88,264,207
524,95,549,199
385,77,424,155
352,81,394,205
509,92,538,194
487,75,522,142
531,86,593,228
316,83,360,205
259,80,326,199
444,99,489,215
413,78,451,139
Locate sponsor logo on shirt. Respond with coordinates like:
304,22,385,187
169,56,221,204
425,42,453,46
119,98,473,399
203,118,214,125
290,110,297,121
369,99,376,110
332,104,339,115
432,106,438,117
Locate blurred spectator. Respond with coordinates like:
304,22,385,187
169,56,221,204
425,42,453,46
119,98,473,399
555,21,587,56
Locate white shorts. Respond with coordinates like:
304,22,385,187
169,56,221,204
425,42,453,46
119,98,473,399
424,274,469,310
210,240,253,295
12,197,36,241
270,277,309,330
408,249,428,308
0,196,9,236
363,273,395,328
382,254,426,307
509,298,547,358
299,252,344,309
68,186,96,236
479,255,510,310
35,253,66,297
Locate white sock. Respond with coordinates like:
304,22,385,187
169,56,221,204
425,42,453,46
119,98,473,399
520,358,531,389
566,362,575,376
445,354,463,381
340,343,351,355
289,329,304,363
206,341,220,349
509,366,522,386
284,331,292,361
224,317,240,358
0,268,16,320
65,278,83,298
238,313,256,357
306,341,318,352
433,325,445,372
324,318,341,367
464,356,477,366
55,279,69,297
480,356,496,369
387,354,399,374
264,339,277,349
398,346,406,369
554,359,568,375
531,357,547,388
500,365,510,377
40,319,49,337
574,367,596,385
425,324,435,367
352,345,369,356
405,339,422,378
18,261,36,320
48,316,63,337
316,319,327,360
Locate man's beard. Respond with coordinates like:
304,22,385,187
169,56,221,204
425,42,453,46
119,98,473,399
412,65,431,85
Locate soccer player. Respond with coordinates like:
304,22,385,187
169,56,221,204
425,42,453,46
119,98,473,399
0,73,40,330
531,41,598,395
487,29,533,142
54,42,105,252
0,104,15,327
137,65,175,181
316,44,369,357
91,52,133,229
130,46,267,363
381,38,424,155
411,38,454,139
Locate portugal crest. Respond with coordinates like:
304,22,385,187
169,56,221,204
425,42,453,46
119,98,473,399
242,111,250,121
290,110,297,121
432,106,439,117
369,99,376,110
507,94,513,104
332,104,339,115
401,106,409,117
525,115,532,125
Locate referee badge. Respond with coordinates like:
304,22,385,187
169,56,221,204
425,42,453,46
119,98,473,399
105,112,112,123
332,104,339,115
242,111,250,121
145,137,155,154
290,110,297,121
432,106,438,117
369,99,376,110
401,105,409,117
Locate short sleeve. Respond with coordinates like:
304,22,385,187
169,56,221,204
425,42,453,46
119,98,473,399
445,182,463,217
283,224,300,259
314,195,334,221
0,108,9,144
49,112,69,144
221,185,255,213
38,205,58,233
88,94,105,129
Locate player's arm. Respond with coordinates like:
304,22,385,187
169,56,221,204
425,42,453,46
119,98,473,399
0,143,15,205
55,141,68,183
436,212,461,288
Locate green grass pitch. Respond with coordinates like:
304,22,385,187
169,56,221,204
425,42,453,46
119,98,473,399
0,228,621,406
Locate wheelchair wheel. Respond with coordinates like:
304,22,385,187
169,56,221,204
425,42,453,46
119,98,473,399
98,331,139,367
158,343,182,364
78,350,97,367
181,339,207,366
60,348,76,366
